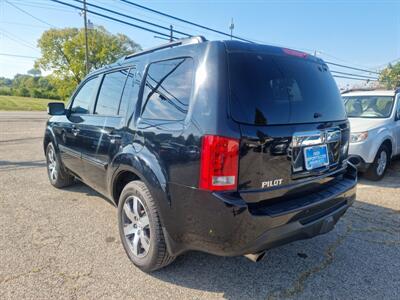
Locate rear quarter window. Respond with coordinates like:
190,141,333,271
140,58,194,122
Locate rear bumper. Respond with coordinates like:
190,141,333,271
163,164,357,257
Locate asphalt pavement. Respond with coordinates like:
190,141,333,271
0,111,399,299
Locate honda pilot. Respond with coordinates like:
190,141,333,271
44,37,357,272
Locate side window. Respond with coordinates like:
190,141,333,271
141,58,194,121
95,69,129,116
118,69,136,116
70,76,99,114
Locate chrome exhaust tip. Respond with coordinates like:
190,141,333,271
244,251,266,262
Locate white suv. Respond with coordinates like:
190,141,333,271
342,89,400,180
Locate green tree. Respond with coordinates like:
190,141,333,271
379,62,400,89
35,26,141,88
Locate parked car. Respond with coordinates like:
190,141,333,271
44,37,357,272
342,89,400,180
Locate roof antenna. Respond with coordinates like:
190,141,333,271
229,18,234,40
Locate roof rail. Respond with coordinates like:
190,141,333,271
124,36,207,60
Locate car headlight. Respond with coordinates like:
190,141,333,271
350,131,368,143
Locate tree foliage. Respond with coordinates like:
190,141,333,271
379,62,400,89
35,26,141,85
0,73,60,99
0,26,142,100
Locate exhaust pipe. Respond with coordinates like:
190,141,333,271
244,251,266,262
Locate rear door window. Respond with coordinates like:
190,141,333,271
228,52,346,125
141,58,194,121
95,69,129,116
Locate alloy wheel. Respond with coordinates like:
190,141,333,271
47,146,58,182
122,196,151,258
376,150,387,176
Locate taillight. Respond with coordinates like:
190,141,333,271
199,135,239,191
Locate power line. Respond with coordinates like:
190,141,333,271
110,0,215,37
326,61,380,75
7,0,76,13
119,0,254,43
119,0,386,76
50,0,173,39
0,53,38,59
72,0,191,38
4,0,57,28
0,21,49,29
373,57,400,69
330,70,379,80
0,28,39,51
317,50,380,72
333,75,378,82
8,0,385,81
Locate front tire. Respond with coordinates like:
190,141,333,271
46,142,75,188
365,144,390,181
117,181,175,272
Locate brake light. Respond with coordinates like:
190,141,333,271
282,48,308,58
199,135,239,191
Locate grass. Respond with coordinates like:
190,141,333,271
0,95,65,111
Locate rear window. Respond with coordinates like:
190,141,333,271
228,52,346,125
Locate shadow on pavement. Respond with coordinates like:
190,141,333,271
63,181,116,207
0,159,46,171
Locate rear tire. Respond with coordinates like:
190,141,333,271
365,144,390,181
117,181,175,272
46,142,75,188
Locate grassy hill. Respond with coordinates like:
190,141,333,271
0,95,65,111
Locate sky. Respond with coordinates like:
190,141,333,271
0,0,399,88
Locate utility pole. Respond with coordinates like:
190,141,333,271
169,25,173,42
83,0,89,75
229,18,234,40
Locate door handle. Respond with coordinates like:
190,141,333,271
109,134,122,144
72,127,80,136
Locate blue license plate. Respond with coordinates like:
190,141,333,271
304,145,329,170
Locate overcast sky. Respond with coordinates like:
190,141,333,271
0,0,399,88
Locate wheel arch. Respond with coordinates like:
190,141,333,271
43,126,58,154
370,129,395,160
111,168,141,206
381,138,393,157
109,152,171,211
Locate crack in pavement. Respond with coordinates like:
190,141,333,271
0,258,55,285
266,222,353,300
265,205,399,300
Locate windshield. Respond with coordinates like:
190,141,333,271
344,96,394,118
228,52,346,125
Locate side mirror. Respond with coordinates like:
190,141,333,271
47,102,66,115
396,110,400,121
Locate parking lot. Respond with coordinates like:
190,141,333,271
0,111,399,299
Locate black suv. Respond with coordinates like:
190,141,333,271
44,37,357,272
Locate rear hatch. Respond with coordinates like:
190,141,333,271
227,46,349,203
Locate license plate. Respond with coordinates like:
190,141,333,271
304,145,329,170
